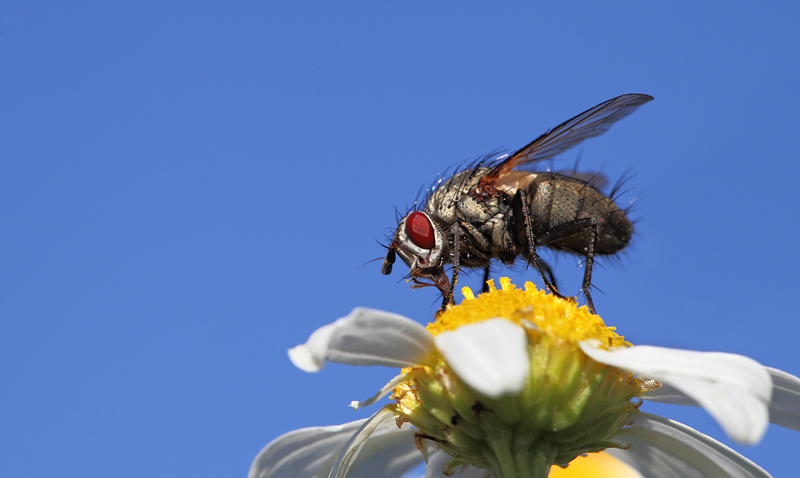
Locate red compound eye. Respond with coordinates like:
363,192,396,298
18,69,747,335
405,212,435,249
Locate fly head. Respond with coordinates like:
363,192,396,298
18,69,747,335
382,211,450,296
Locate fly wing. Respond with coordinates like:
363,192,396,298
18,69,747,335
485,94,653,181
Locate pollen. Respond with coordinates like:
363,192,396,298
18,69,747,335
427,278,630,348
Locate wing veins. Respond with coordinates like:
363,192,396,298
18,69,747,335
488,94,653,178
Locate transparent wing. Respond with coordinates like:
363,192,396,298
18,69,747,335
486,94,653,179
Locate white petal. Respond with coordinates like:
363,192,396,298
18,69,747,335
765,367,800,432
434,318,529,399
340,417,425,478
249,409,422,478
607,412,771,478
424,450,451,478
642,367,800,433
580,341,771,444
425,448,496,477
248,419,366,478
288,308,437,372
330,406,421,478
639,382,699,407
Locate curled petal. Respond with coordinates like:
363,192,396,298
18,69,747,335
580,341,771,444
329,406,417,478
350,372,415,410
434,318,529,399
288,308,437,372
608,413,771,478
249,408,422,478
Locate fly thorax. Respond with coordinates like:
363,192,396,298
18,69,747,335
456,194,495,223
427,170,485,218
425,194,458,224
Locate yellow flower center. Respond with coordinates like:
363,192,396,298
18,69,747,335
392,279,643,478
427,278,630,348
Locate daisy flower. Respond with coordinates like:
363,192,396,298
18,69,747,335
250,279,800,478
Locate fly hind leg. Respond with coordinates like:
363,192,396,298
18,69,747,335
533,217,598,314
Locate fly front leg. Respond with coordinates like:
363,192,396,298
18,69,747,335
438,222,461,315
533,217,598,314
514,189,563,298
459,220,490,251
482,264,491,293
458,221,492,267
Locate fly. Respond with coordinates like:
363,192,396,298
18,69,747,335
381,94,653,314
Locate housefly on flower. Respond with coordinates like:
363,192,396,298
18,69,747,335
381,94,652,314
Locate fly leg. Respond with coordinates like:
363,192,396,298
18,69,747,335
530,256,558,293
456,220,493,293
534,217,598,314
514,190,563,298
438,222,461,315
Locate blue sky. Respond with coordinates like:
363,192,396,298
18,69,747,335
2,2,799,477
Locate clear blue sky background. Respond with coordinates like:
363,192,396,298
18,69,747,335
2,2,799,477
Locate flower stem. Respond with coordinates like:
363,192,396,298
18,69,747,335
479,412,556,478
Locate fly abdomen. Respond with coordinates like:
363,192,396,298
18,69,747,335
527,173,632,255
